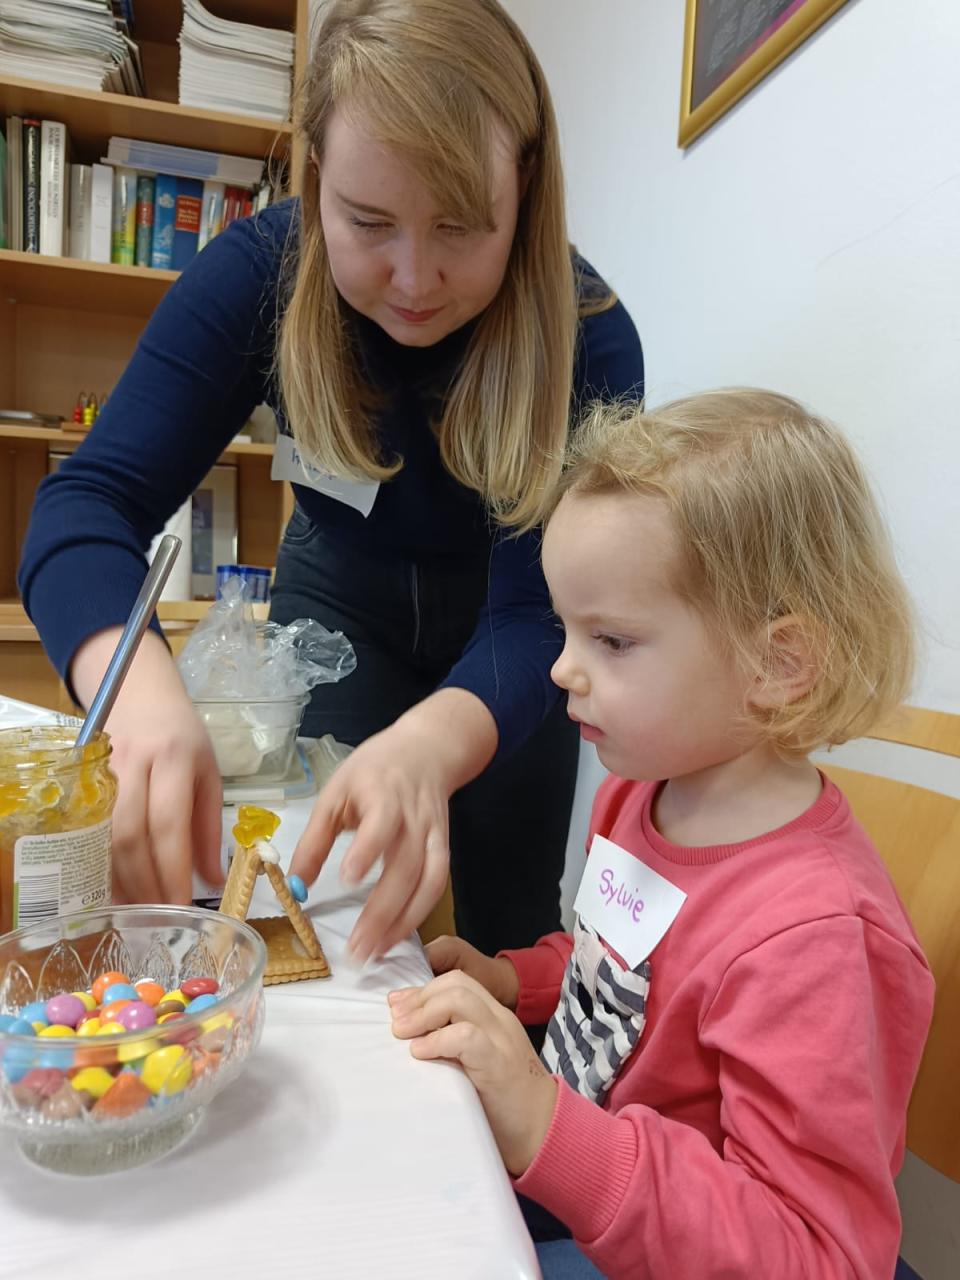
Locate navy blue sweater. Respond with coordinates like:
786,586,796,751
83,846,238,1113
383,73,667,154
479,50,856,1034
19,200,643,756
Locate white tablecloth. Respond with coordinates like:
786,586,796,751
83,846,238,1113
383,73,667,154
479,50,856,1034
0,697,540,1279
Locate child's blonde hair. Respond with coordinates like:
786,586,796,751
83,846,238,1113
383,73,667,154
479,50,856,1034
278,0,589,530
553,389,915,756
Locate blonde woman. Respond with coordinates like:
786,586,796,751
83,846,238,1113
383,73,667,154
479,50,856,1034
20,0,643,962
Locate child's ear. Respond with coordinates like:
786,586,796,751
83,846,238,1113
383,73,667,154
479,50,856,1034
747,615,818,711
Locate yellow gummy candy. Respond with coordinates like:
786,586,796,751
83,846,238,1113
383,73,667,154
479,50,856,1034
231,804,281,849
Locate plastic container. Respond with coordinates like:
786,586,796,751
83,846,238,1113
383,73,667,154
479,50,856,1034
0,904,266,1174
0,726,117,936
191,693,309,783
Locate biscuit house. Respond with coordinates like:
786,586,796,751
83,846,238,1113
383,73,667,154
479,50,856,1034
218,805,331,984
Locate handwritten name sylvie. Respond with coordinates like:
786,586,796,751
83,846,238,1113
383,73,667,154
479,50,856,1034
599,867,645,923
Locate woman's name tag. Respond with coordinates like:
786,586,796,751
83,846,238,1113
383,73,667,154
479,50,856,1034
573,834,686,969
271,435,380,518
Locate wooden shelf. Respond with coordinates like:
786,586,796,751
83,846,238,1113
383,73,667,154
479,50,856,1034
0,423,274,465
0,74,292,160
0,250,178,317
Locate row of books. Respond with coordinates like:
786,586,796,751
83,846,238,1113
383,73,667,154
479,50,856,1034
0,0,143,96
1,117,281,267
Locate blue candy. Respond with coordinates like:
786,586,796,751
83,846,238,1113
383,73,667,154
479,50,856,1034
184,993,218,1014
286,874,307,904
7,1018,36,1036
0,1014,18,1032
2,1045,35,1083
38,1047,74,1071
102,983,139,1005
20,1001,49,1025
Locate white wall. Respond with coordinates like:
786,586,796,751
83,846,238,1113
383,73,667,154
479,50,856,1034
501,3,959,1272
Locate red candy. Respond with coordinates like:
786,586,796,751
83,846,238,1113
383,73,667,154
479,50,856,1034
180,978,219,999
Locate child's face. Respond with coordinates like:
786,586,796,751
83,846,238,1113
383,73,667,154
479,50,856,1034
543,491,760,782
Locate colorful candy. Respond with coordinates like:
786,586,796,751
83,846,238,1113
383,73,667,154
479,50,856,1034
180,978,219,1000
1,967,239,1107
286,874,308,904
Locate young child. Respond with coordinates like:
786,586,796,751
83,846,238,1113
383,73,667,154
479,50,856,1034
388,389,934,1280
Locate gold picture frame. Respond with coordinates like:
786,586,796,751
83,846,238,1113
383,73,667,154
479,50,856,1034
679,0,851,147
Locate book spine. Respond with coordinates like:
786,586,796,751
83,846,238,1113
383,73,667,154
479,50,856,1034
151,173,177,269
134,174,155,267
7,116,23,252
68,164,92,260
111,167,137,265
89,163,114,264
197,180,225,251
0,129,6,250
39,120,68,257
172,177,203,270
22,119,41,253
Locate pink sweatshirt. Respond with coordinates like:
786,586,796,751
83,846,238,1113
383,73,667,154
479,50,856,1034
504,775,934,1280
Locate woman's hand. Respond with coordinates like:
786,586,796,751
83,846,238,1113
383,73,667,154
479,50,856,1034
71,629,224,905
425,935,520,1009
389,971,557,1176
290,688,498,964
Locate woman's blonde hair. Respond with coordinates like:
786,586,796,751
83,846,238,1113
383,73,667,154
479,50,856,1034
553,389,915,755
278,0,583,529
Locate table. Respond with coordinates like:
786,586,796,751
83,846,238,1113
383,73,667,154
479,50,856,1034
0,697,540,1279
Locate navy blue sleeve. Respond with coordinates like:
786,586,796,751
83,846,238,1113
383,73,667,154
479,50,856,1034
440,292,644,757
17,211,287,695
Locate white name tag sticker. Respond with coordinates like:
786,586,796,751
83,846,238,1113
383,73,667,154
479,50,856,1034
271,434,380,518
573,834,687,969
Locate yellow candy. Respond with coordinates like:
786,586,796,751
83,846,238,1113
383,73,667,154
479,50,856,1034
71,1066,114,1098
117,1038,154,1065
96,1021,126,1036
231,804,281,849
200,1013,234,1034
141,1045,192,1097
72,991,97,1012
161,990,187,1007
77,1018,102,1037
156,1013,182,1025
38,1024,75,1038
31,1021,47,1033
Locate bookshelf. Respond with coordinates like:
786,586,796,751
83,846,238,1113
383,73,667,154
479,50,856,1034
0,0,311,709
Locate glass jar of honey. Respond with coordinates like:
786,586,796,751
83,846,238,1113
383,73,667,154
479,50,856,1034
0,726,116,935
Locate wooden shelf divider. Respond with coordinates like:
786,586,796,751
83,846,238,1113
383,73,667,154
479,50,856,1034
0,74,292,159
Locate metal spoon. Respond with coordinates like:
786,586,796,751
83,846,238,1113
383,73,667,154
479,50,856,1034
75,535,182,748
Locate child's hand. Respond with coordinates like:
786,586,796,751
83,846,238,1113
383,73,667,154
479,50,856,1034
424,935,520,1009
389,971,557,1176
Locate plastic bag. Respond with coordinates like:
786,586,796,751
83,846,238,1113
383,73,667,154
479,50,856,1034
176,579,357,780
177,577,357,700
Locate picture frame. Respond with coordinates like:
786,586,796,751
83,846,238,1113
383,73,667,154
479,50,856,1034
679,0,851,148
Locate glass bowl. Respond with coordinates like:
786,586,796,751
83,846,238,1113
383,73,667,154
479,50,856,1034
191,694,309,783
0,905,266,1175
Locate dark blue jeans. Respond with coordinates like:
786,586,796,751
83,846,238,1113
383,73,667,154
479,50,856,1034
270,506,579,955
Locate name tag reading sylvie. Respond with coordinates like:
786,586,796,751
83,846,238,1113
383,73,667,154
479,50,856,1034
573,834,686,969
271,434,380,518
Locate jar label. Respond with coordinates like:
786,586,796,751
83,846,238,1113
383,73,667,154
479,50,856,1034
13,818,112,927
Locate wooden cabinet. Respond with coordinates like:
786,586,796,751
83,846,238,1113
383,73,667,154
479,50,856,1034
0,0,310,707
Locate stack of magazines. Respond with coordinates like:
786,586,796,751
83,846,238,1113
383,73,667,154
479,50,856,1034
179,0,294,123
0,0,143,95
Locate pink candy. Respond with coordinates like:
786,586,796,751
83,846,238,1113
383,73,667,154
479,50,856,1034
116,1002,157,1032
44,994,86,1028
